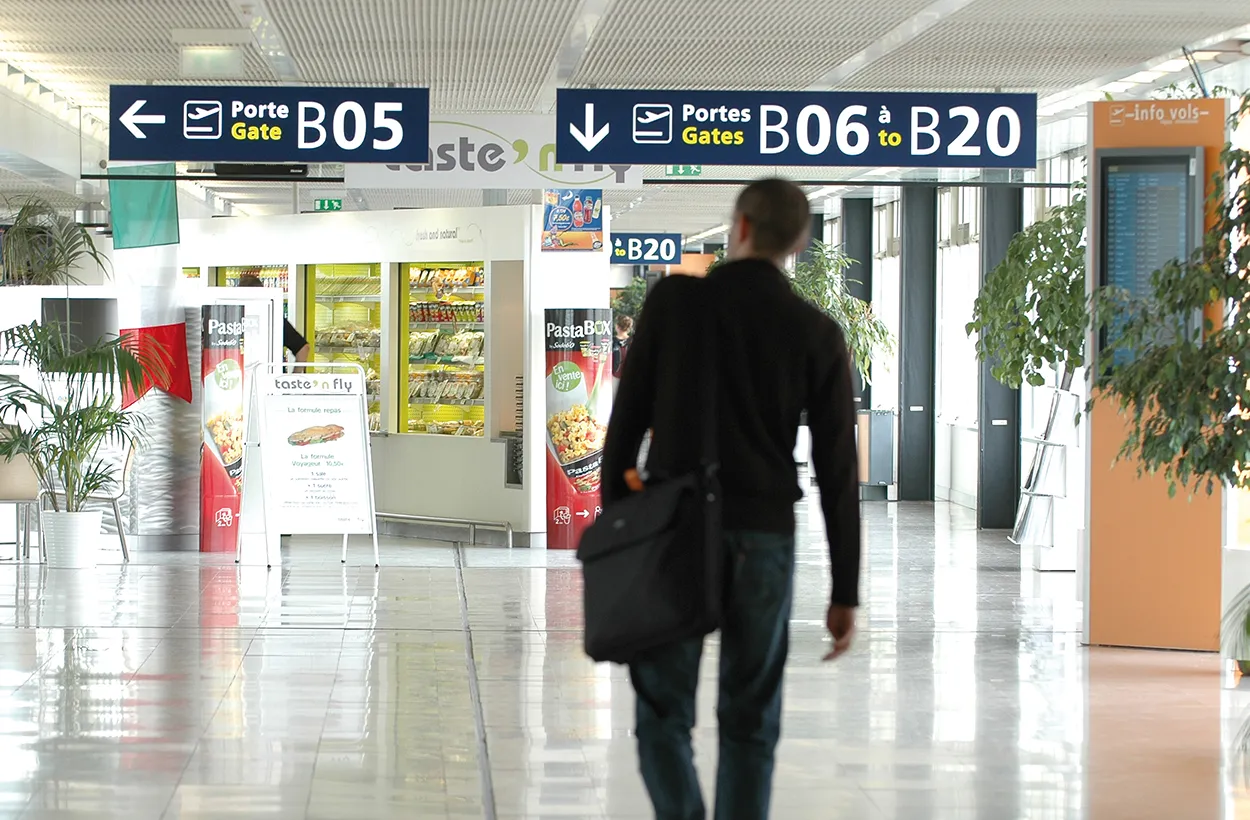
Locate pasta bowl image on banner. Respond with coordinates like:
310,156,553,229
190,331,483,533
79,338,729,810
203,358,245,484
546,362,607,495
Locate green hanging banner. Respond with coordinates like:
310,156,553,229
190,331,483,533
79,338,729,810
108,162,180,250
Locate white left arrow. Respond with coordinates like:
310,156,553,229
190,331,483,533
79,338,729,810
120,99,166,139
569,103,609,151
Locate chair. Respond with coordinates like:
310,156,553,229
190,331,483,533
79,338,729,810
84,442,136,562
0,454,40,561
32,442,135,563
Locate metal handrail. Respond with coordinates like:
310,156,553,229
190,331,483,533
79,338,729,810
375,512,514,549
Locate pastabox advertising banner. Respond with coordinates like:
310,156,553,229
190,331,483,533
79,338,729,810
200,304,246,553
556,88,1037,168
545,309,612,550
109,84,430,163
542,188,604,251
345,115,643,189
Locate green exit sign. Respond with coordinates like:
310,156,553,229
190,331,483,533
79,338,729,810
664,165,703,177
314,198,343,212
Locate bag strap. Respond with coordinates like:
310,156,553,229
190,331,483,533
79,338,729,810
698,278,718,470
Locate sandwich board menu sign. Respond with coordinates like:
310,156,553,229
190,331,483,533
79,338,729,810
240,362,379,566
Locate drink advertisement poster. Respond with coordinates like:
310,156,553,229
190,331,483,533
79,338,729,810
200,304,246,553
541,188,604,251
545,309,613,550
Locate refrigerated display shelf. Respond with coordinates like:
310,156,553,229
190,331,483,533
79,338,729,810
319,343,382,352
410,322,485,331
411,398,485,407
318,294,383,302
401,261,486,439
410,286,485,295
409,355,485,367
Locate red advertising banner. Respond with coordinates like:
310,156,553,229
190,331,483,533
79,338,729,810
545,309,613,550
200,304,246,553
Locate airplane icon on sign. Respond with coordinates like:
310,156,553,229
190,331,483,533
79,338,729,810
632,104,673,144
183,100,223,139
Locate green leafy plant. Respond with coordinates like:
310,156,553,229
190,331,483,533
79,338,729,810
0,321,169,511
966,185,1088,392
1095,92,1250,499
610,276,648,326
789,240,894,385
1,198,109,286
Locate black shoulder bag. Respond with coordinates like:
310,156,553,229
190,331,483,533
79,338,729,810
576,306,722,664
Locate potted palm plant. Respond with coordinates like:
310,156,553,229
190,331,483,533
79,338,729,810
0,321,164,566
2,197,109,285
0,195,167,567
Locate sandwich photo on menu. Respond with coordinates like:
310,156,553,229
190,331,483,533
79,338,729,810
287,424,346,446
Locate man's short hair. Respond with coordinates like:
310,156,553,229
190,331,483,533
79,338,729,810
734,178,811,258
236,274,263,287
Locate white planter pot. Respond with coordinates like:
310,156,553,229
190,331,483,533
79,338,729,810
42,510,102,568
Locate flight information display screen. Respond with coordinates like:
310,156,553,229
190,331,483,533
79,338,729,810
1097,149,1202,363
1101,158,1191,296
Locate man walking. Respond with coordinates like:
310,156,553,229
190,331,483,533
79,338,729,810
601,178,862,820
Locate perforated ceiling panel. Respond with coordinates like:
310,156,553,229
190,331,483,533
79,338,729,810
844,0,1250,93
0,167,88,208
0,0,272,107
570,0,932,89
267,0,578,111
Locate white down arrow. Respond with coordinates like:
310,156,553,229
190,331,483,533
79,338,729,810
569,103,609,151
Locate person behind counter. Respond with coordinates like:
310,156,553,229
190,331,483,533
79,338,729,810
236,274,310,362
612,314,634,381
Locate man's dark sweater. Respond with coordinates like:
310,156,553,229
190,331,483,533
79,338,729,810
601,258,862,607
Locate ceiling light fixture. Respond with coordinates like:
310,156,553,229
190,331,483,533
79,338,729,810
686,224,729,244
1154,58,1191,73
1123,70,1165,83
1099,81,1138,94
806,186,844,200
180,46,246,79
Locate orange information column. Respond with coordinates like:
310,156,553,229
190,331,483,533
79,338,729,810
1084,98,1229,651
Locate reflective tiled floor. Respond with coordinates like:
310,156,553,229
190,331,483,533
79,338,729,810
0,499,1238,818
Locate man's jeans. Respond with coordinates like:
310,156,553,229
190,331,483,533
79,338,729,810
629,530,795,820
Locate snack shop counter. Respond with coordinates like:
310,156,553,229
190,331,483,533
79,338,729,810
178,205,611,545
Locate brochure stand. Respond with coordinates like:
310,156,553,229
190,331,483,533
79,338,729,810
239,362,380,567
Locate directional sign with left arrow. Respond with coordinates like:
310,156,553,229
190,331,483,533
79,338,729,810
109,84,430,163
118,100,166,139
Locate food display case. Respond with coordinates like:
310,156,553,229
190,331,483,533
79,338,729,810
304,262,383,431
400,262,486,437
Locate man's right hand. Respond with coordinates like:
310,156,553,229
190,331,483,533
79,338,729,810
823,604,856,661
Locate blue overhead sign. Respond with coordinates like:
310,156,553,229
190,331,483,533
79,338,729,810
610,233,683,265
557,89,1037,169
109,84,430,163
